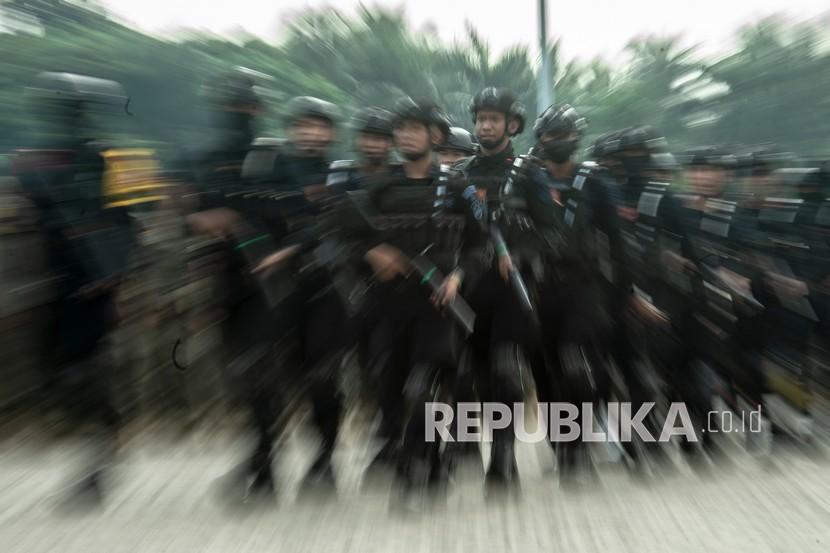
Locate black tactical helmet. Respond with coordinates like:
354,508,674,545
27,71,127,106
432,108,452,144
285,96,340,125
469,87,526,135
351,106,393,137
737,146,792,176
201,66,274,113
212,72,259,110
597,127,668,181
587,130,621,160
533,103,586,141
617,125,668,153
650,152,680,172
441,127,476,154
26,72,128,146
533,104,588,163
680,145,736,168
392,96,451,143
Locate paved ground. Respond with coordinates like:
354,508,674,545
1,408,830,553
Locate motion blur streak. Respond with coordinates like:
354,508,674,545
1,3,830,553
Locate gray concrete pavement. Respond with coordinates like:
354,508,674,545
1,413,830,553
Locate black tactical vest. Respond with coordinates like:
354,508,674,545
367,165,464,271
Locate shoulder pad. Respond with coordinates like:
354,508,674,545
571,162,604,191
516,153,545,173
577,161,613,178
251,137,285,148
705,197,739,213
757,197,804,225
575,162,594,178
437,164,454,183
329,159,357,170
449,156,475,173
326,160,357,186
242,139,284,179
637,183,674,219
644,179,671,193
762,196,804,206
505,155,535,182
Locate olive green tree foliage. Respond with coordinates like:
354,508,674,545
1,2,828,160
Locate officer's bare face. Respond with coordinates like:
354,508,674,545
290,116,335,157
686,166,727,197
394,120,432,159
474,109,507,148
438,149,467,166
357,132,392,163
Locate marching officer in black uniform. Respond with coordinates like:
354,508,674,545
250,95,353,489
192,87,357,496
185,70,283,501
507,105,619,484
595,128,703,469
437,127,476,166
795,163,830,401
673,146,772,459
14,72,137,506
449,87,527,489
326,106,395,195
323,106,396,430
743,157,826,448
356,96,484,504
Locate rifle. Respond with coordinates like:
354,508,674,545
489,222,534,314
487,146,540,315
342,190,477,334
198,186,306,309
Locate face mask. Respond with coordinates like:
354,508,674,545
362,154,387,168
541,139,577,163
401,149,430,162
